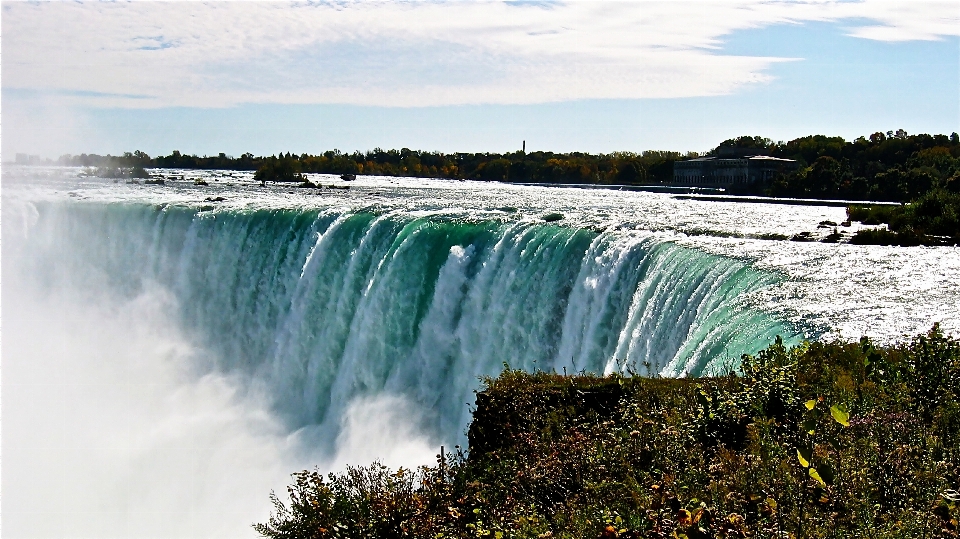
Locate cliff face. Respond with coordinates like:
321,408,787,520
465,369,702,473
467,371,632,461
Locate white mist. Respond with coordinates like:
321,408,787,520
1,197,437,538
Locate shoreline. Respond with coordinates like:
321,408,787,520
10,164,909,208
673,193,902,207
518,180,903,207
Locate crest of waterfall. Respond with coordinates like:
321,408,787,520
13,200,802,441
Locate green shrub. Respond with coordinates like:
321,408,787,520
257,328,960,538
848,190,960,245
847,205,899,225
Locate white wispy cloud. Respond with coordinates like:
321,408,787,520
3,0,958,108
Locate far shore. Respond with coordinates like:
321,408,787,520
514,181,903,207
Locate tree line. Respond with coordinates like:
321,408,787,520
54,147,688,186
722,130,960,202
50,130,960,202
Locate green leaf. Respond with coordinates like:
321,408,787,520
809,467,826,486
696,390,712,408
830,404,850,427
797,447,812,468
802,418,817,435
805,399,817,410
826,434,842,452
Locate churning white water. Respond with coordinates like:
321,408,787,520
3,166,958,537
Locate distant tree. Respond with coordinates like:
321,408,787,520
714,135,773,154
616,161,641,184
255,157,302,183
475,159,511,182
805,156,845,197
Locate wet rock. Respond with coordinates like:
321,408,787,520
821,228,843,243
541,212,564,222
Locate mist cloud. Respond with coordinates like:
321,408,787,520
0,194,439,537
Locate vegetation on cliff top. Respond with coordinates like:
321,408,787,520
255,327,960,538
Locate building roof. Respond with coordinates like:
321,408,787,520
677,155,797,163
747,156,796,162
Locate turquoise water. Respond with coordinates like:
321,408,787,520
15,198,801,437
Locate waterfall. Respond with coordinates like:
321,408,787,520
12,200,802,441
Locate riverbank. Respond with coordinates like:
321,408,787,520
675,194,901,208
256,327,960,538
521,184,904,209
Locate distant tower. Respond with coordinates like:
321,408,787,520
522,140,526,153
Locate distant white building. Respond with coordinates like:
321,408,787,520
15,153,45,166
673,152,798,187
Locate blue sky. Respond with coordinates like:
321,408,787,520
2,1,958,160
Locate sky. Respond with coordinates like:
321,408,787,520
2,0,959,160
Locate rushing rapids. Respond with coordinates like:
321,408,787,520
11,198,800,439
